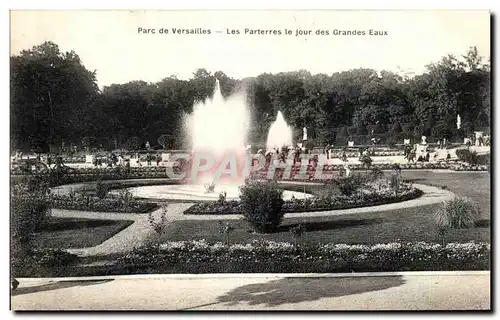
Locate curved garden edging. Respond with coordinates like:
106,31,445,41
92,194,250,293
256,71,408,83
53,203,194,257
50,178,181,196
179,184,454,220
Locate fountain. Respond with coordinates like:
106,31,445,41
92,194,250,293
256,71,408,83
112,79,313,201
266,111,293,152
187,79,249,157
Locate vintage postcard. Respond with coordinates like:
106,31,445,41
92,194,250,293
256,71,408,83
10,9,491,311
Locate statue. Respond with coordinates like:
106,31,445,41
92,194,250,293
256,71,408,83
302,127,308,141
145,141,151,150
457,114,461,130
421,136,427,145
344,164,351,177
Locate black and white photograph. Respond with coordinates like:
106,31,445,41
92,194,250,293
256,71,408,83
9,9,491,311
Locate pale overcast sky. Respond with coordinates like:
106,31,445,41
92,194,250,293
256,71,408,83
10,10,491,88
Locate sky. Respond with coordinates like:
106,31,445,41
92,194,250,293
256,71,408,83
10,10,491,88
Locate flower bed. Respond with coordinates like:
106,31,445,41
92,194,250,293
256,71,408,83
448,162,489,172
62,157,86,163
11,166,184,188
12,249,80,278
11,165,177,178
114,240,490,273
50,194,158,213
328,151,404,158
282,187,422,212
11,159,489,185
184,185,423,215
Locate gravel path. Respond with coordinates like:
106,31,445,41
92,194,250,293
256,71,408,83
52,203,194,257
12,272,490,310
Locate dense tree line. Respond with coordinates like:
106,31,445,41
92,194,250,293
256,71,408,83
11,41,491,153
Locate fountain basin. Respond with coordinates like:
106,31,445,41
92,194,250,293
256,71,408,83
111,184,314,201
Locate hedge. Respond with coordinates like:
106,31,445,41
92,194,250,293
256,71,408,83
113,240,490,274
184,187,423,215
12,249,79,278
50,194,158,213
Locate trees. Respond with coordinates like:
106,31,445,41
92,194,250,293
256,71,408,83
81,137,97,151
432,122,453,140
10,43,490,151
11,41,99,151
124,136,141,151
158,134,176,150
390,121,402,134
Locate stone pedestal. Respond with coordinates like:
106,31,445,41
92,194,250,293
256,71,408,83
161,153,171,162
85,154,94,164
474,131,484,146
415,144,428,157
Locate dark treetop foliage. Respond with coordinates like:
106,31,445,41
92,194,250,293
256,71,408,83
11,43,490,152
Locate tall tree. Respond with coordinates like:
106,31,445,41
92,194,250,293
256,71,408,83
11,41,99,151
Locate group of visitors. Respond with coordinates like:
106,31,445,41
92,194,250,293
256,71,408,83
135,153,162,167
466,134,490,147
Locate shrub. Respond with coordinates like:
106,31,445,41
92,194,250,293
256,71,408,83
11,180,51,279
368,168,384,181
239,179,285,233
335,174,366,196
95,180,109,199
118,189,134,209
456,149,479,165
11,190,49,258
12,249,79,277
50,193,157,213
148,205,169,245
360,154,372,168
20,174,51,194
218,191,227,205
389,173,402,193
218,221,235,246
435,197,480,229
289,224,306,248
35,249,79,268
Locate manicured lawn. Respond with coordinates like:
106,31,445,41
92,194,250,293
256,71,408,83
158,172,490,245
33,217,134,249
159,204,489,245
399,171,490,218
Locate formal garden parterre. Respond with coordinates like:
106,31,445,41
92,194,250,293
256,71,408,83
10,43,491,279
10,164,491,277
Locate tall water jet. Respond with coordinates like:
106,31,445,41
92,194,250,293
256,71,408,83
186,79,249,156
184,79,250,184
266,111,293,151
